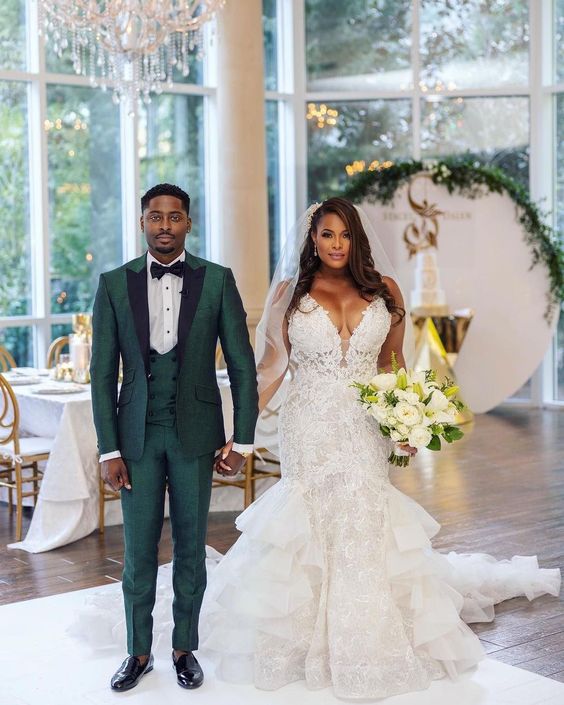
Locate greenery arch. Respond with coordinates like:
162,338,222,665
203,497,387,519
343,158,564,322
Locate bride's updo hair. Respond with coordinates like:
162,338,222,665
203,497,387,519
287,197,405,323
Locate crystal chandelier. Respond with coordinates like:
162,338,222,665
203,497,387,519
39,1,225,111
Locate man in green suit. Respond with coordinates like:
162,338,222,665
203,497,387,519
91,183,258,692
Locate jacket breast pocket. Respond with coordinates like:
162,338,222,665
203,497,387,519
195,384,221,406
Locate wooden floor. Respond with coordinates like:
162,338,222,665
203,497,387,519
1,405,563,680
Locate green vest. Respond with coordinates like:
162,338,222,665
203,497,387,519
146,346,178,427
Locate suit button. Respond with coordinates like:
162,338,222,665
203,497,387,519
147,373,153,380
148,411,154,417
170,394,175,400
169,409,174,414
171,356,177,362
150,394,155,400
150,357,156,363
172,376,177,381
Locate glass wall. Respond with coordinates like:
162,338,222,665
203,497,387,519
554,15,564,402
139,94,206,256
306,0,412,92
0,81,31,319
0,1,212,367
305,0,530,199
47,85,123,315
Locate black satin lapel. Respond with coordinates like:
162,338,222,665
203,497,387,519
177,265,206,368
126,268,150,374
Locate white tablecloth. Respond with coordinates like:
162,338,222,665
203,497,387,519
6,376,266,553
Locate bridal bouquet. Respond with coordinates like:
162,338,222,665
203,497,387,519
353,353,465,467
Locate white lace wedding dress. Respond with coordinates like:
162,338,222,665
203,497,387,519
198,294,560,699
74,293,560,700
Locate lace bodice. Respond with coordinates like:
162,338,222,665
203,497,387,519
288,293,391,383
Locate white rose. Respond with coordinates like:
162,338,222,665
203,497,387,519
386,414,398,426
394,401,422,427
369,406,388,423
408,426,433,449
390,429,403,442
369,373,397,391
427,389,449,411
397,423,409,436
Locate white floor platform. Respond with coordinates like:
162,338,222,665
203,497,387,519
2,586,564,705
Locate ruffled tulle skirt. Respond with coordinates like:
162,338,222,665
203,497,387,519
197,477,560,700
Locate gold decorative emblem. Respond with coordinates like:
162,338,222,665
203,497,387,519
403,173,444,258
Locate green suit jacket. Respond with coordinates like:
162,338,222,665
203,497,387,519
90,251,259,461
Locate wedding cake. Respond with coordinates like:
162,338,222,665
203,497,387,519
410,250,449,315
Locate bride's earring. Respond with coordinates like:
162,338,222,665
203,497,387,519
314,242,318,257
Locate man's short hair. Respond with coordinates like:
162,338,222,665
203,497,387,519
141,183,191,215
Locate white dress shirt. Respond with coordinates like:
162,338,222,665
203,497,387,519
99,252,253,462
147,250,185,354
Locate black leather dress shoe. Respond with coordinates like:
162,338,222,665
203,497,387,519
110,654,154,692
172,651,204,689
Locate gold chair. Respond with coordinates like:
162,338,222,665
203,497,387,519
0,345,16,372
212,449,281,509
46,335,70,368
98,471,120,534
0,374,53,540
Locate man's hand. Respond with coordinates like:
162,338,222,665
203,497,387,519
101,457,131,491
213,438,246,477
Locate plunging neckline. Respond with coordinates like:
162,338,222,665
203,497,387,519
305,292,375,342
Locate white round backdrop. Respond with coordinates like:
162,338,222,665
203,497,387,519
361,181,557,412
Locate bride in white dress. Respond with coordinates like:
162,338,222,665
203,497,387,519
197,198,560,699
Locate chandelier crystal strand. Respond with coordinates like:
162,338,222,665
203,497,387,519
39,1,225,112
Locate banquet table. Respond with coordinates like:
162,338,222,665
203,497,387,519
6,373,256,553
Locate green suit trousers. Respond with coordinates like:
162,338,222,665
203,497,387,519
120,422,214,655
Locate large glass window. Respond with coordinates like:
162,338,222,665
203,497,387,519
420,0,529,90
0,0,27,71
0,81,31,318
138,94,206,256
307,100,412,202
47,85,122,314
555,0,564,83
306,0,412,91
0,326,33,367
263,0,278,92
266,100,281,275
421,96,530,186
555,92,564,400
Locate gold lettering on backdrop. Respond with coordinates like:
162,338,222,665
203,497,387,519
403,173,443,258
383,211,471,221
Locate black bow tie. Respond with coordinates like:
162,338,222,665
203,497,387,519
150,260,185,280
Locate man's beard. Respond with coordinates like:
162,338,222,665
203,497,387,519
154,243,175,254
